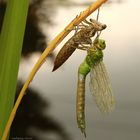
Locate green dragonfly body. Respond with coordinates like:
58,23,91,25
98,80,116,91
76,39,115,135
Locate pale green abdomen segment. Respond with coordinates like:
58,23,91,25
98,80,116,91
78,59,90,76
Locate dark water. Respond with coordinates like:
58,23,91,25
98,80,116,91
20,0,140,139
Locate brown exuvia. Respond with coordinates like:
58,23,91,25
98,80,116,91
52,19,106,71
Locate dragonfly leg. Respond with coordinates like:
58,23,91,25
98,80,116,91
65,20,90,34
83,19,93,26
78,44,90,50
65,26,78,32
73,23,89,34
65,21,83,33
70,44,87,50
70,45,84,50
76,47,87,51
80,22,89,27
68,24,85,35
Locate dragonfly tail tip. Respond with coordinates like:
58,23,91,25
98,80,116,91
80,128,86,138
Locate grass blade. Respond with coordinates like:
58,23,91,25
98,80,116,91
0,0,29,139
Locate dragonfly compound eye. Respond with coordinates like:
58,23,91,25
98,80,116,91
102,24,107,29
96,39,106,50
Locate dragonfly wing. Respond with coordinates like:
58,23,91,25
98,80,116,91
90,61,115,113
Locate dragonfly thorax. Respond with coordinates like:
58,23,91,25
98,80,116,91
86,49,103,67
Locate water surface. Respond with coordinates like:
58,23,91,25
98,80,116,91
21,0,140,139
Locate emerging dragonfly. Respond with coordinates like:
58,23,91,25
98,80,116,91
52,18,106,71
76,38,115,136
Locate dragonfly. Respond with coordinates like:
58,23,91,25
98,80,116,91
52,18,106,71
76,38,115,136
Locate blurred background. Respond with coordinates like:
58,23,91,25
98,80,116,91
1,0,140,139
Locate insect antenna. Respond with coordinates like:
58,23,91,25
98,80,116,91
96,8,100,38
96,8,100,21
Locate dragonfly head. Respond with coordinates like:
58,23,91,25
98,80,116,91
94,38,106,50
89,19,107,31
102,24,107,30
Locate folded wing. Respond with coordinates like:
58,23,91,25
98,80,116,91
90,61,115,113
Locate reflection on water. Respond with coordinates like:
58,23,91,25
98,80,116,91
10,81,70,140
14,0,140,140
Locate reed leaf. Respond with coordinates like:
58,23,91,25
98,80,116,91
0,0,29,138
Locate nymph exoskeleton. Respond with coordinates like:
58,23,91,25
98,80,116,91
52,18,106,71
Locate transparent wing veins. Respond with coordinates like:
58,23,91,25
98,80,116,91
90,61,115,113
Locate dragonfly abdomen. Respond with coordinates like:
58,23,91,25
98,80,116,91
76,60,90,136
77,73,86,136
